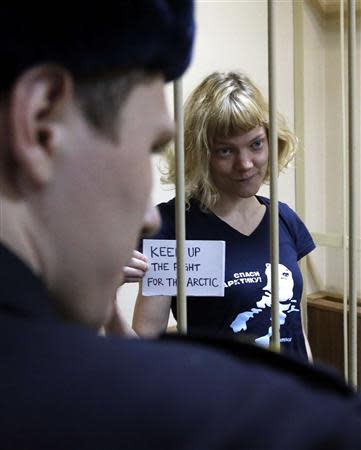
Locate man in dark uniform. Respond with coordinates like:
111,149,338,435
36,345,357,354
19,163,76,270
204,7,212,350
0,2,360,449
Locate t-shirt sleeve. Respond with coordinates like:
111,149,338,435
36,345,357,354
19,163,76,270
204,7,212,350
279,202,316,260
139,199,176,252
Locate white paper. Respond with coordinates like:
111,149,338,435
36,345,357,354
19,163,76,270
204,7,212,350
142,239,225,297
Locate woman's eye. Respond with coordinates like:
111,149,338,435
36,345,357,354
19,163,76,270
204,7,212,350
251,139,264,150
216,148,232,157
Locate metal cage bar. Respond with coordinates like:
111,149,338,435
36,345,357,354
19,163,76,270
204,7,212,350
347,0,358,387
293,0,309,336
268,0,280,350
340,0,349,382
174,79,187,334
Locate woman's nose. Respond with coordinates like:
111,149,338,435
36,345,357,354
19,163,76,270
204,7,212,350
234,152,254,171
140,204,161,238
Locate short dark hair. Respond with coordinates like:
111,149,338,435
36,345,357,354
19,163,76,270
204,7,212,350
74,71,149,140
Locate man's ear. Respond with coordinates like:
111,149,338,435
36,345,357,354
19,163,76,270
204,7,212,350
8,64,73,187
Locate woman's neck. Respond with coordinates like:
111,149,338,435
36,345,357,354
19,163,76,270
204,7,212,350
210,195,266,236
211,194,260,217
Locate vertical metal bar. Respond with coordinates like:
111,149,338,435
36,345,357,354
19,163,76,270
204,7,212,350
347,0,358,387
173,80,187,334
340,0,349,382
268,0,280,351
293,0,308,334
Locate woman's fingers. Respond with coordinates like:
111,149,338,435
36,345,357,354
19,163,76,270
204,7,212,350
122,250,148,283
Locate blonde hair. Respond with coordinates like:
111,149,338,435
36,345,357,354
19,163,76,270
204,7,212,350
161,71,297,209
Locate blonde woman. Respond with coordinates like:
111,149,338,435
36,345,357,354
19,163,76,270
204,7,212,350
131,71,315,361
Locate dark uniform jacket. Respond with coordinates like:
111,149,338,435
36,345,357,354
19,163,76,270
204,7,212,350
1,243,360,449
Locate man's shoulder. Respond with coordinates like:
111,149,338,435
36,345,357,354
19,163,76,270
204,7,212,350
1,317,360,449
2,314,355,400
162,332,356,397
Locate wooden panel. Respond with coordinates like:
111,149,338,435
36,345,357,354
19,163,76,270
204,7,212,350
307,291,361,387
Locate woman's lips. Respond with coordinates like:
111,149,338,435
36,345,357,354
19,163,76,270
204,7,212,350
234,173,257,182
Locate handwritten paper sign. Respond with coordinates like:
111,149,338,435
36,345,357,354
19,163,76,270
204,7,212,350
142,239,225,297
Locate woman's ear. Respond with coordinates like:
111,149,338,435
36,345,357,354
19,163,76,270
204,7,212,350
7,64,73,187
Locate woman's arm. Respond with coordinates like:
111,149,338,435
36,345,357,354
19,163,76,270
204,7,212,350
104,250,149,337
132,284,172,337
105,303,138,337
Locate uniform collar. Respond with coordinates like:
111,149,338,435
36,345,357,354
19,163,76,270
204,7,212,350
0,243,57,319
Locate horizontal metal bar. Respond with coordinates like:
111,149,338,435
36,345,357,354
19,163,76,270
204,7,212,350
311,232,361,250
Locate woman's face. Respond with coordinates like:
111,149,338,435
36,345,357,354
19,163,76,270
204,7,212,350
209,126,269,200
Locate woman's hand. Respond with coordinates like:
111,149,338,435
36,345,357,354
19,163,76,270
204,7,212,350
122,250,149,283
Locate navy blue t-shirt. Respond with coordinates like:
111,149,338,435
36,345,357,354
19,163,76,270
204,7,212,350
148,196,315,361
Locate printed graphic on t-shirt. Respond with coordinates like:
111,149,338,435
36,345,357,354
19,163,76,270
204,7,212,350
229,263,299,345
224,271,262,287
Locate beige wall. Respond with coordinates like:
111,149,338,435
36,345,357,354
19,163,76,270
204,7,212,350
118,0,361,327
303,1,328,293
304,1,361,297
